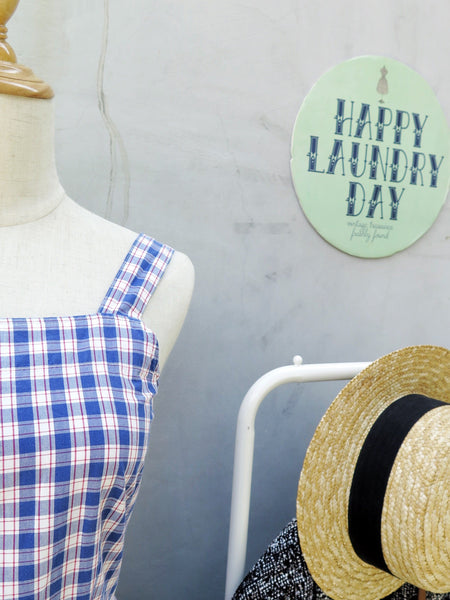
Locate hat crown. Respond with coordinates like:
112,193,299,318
348,394,449,578
382,405,450,591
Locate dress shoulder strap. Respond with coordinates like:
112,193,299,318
98,233,174,319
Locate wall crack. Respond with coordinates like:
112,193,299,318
97,0,130,224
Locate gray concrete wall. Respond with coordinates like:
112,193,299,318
11,1,449,598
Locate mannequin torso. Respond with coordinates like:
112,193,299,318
0,94,194,369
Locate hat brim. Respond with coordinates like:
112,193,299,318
296,345,450,600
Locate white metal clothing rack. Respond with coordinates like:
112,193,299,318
224,356,370,600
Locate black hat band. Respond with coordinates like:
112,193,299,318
348,394,446,573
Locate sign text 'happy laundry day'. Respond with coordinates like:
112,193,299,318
306,99,446,220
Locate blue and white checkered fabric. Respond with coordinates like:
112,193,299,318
0,234,173,599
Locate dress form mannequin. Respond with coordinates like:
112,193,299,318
0,4,194,369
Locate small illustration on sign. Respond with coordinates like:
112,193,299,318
377,66,388,101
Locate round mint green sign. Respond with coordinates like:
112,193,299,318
291,56,450,258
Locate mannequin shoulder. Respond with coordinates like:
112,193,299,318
51,198,195,368
71,202,196,327
155,250,195,301
141,250,195,370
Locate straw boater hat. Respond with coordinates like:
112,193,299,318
297,345,450,600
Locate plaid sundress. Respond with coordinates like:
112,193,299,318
0,234,173,599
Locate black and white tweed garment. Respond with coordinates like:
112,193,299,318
232,519,450,600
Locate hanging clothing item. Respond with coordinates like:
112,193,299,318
232,519,450,600
0,234,173,599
